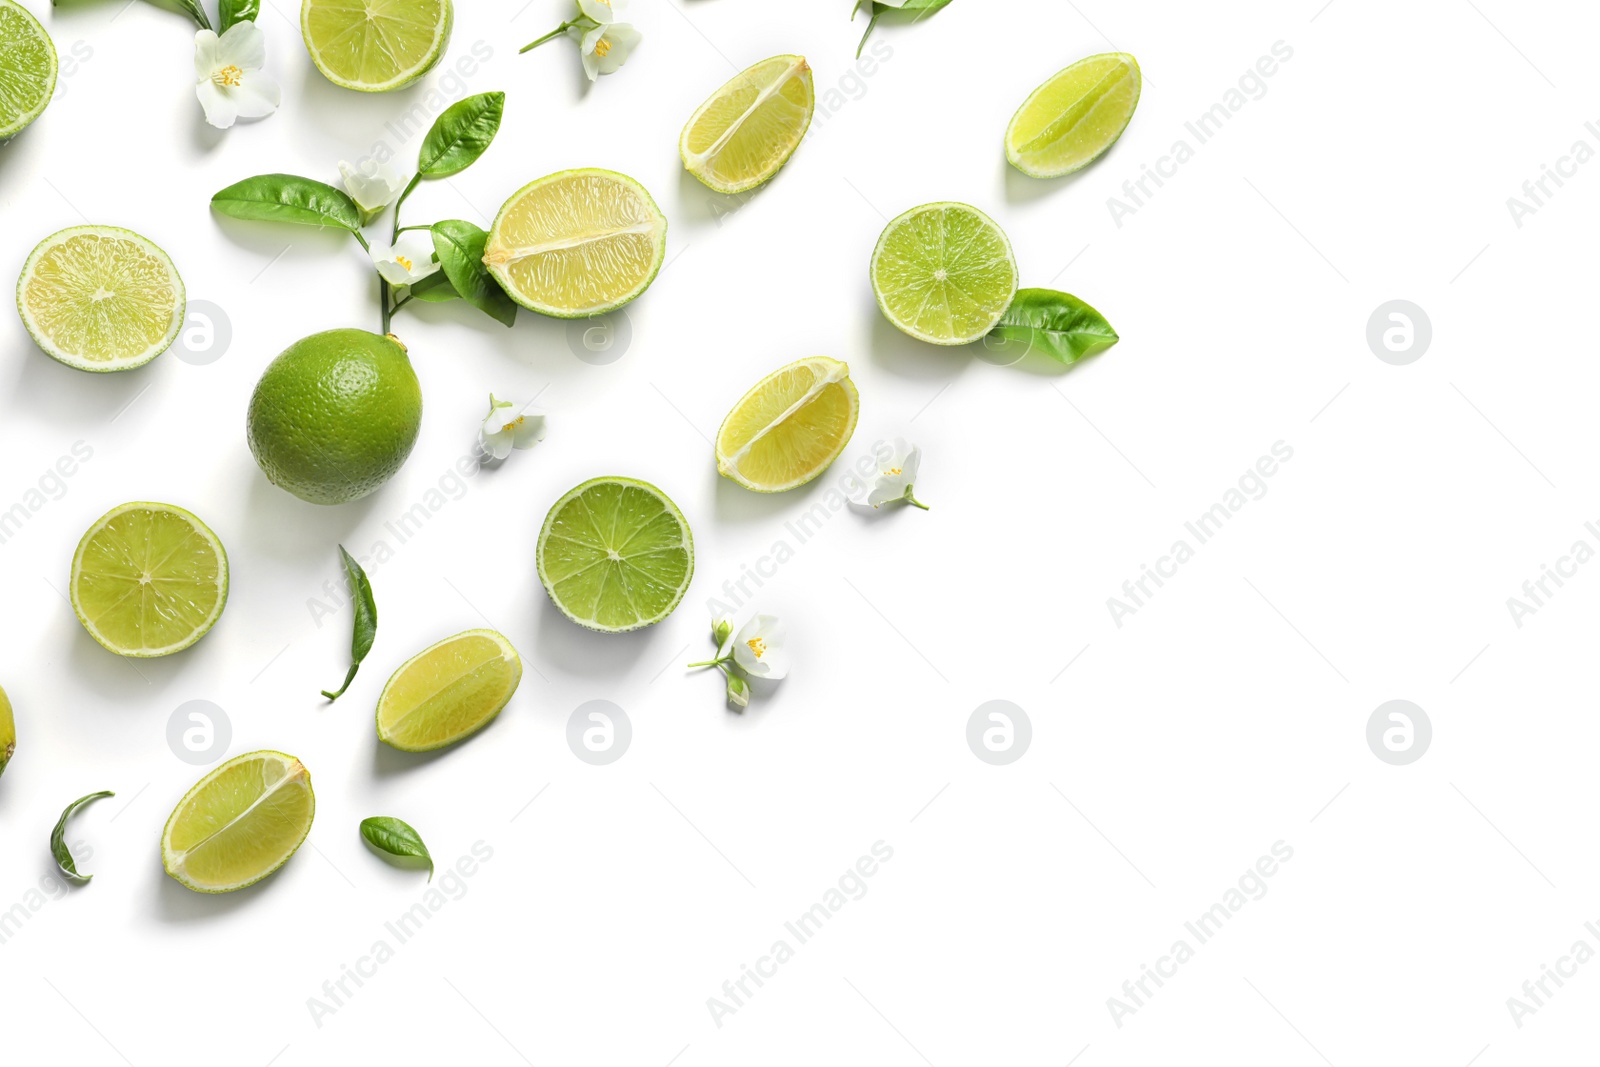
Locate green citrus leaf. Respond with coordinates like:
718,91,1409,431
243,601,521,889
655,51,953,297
359,817,433,879
322,546,377,701
417,92,506,178
211,174,365,236
432,220,518,327
988,288,1119,365
52,790,113,884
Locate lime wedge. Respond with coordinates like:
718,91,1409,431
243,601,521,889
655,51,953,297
483,168,667,318
0,0,55,140
70,502,228,658
0,685,13,781
1006,53,1141,178
301,0,453,92
870,202,1018,345
681,54,814,194
376,629,522,752
162,751,314,894
538,477,693,633
716,357,859,492
17,225,185,372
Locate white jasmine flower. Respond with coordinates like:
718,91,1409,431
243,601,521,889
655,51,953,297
731,614,787,680
858,437,929,510
194,22,279,129
478,395,547,461
339,158,407,218
572,20,641,80
371,231,440,287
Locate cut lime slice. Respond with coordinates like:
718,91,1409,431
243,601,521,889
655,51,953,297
17,225,185,372
1006,53,1140,178
301,0,453,92
70,502,228,658
0,0,55,140
870,202,1018,345
716,357,859,492
483,169,667,318
681,54,814,194
376,629,522,752
0,684,13,781
538,477,693,633
162,751,314,894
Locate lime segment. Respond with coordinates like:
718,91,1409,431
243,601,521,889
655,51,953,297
301,0,453,92
681,54,814,194
162,751,315,894
70,502,228,658
870,202,1018,345
483,169,667,318
376,629,522,752
0,0,55,140
1006,53,1141,178
716,357,859,492
17,226,185,372
538,478,694,633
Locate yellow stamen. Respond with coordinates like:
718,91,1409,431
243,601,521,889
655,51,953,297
396,255,413,271
594,37,612,57
746,637,766,659
213,64,243,87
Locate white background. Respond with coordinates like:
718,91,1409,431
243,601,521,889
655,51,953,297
0,0,1596,1063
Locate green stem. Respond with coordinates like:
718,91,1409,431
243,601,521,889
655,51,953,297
380,276,392,334
349,229,371,253
392,174,421,243
855,3,883,58
396,224,433,234
687,655,732,670
904,486,930,511
521,20,579,53
392,292,413,315
321,663,359,702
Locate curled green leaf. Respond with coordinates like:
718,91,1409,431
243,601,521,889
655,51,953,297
52,790,113,884
854,0,953,57
218,0,259,29
322,546,377,701
432,220,518,327
359,817,433,880
211,174,366,240
418,92,506,178
988,288,1119,365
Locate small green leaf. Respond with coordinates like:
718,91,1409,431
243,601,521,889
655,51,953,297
407,271,460,303
170,0,213,30
359,817,433,880
432,220,518,327
52,791,113,884
218,0,259,29
211,174,365,237
854,0,951,56
417,92,506,178
322,546,377,701
988,288,1120,365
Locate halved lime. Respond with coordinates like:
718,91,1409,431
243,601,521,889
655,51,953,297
716,357,859,492
18,225,185,372
0,0,55,140
70,502,228,658
1006,53,1141,178
482,169,667,318
301,0,453,92
376,629,522,752
870,202,1018,345
538,477,693,633
162,751,314,894
681,54,814,194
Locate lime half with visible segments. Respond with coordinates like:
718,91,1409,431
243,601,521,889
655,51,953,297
1006,53,1140,178
716,357,859,492
18,225,185,372
870,202,1018,345
376,629,522,752
0,0,55,140
681,54,814,194
70,502,228,658
483,169,667,318
162,750,314,894
301,0,453,92
537,477,694,633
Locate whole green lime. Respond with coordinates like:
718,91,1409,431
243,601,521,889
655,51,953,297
246,329,422,505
